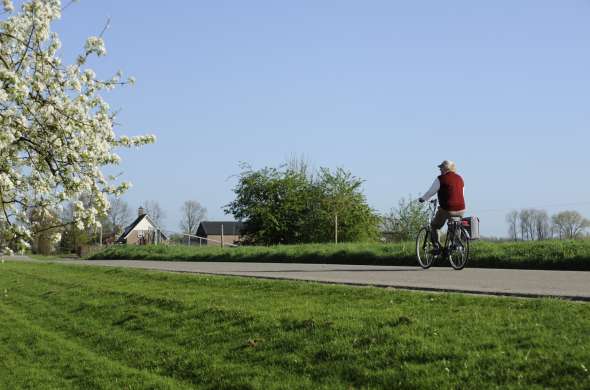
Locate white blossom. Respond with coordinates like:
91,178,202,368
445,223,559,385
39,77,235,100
0,0,154,253
84,36,106,56
3,0,13,13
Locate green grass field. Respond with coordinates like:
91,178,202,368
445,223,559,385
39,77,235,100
1,261,589,389
89,240,590,270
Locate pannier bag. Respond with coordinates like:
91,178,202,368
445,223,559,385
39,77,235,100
461,216,480,240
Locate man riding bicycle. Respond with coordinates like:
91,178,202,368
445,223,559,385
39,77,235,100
419,160,466,254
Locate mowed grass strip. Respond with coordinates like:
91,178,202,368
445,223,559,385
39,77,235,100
90,240,590,270
1,262,589,389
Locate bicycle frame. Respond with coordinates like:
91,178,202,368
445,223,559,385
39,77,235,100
425,199,437,226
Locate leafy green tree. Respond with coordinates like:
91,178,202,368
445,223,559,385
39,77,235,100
225,163,379,244
225,165,314,244
312,168,379,243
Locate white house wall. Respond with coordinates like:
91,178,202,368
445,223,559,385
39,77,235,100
135,218,155,231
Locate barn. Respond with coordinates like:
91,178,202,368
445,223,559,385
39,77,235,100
195,221,243,246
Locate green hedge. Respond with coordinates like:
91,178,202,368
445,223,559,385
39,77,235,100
88,240,590,270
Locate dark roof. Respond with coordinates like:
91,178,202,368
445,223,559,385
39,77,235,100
116,214,168,243
197,221,243,236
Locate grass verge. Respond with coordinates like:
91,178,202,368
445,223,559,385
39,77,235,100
89,240,590,270
1,261,589,389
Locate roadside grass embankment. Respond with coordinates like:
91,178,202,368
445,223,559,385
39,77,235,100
1,261,589,389
89,240,590,271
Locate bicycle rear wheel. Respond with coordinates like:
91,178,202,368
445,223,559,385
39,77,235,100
448,228,470,270
416,227,435,269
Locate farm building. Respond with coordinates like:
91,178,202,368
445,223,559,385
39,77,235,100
196,221,243,246
116,207,168,245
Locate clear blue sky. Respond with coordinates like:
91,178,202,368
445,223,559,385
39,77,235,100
48,0,590,236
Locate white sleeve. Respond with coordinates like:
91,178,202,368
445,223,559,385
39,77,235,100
421,178,440,201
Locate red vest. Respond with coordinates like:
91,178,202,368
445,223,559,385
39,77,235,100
438,172,465,211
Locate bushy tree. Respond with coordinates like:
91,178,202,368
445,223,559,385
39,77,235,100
225,163,379,245
225,165,312,244
382,196,430,241
0,0,154,254
313,168,380,243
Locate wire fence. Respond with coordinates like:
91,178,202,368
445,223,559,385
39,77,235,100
164,231,239,248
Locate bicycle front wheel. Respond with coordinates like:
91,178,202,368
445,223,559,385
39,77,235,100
448,228,470,270
416,227,435,269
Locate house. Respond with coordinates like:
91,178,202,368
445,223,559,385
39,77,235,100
196,221,243,246
116,207,168,245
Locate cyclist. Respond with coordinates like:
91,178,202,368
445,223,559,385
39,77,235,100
418,160,466,253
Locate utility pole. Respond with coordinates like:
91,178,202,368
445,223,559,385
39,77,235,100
335,213,338,244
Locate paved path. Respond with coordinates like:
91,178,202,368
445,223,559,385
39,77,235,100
5,256,590,301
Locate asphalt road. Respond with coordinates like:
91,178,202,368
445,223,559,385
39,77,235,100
5,256,590,301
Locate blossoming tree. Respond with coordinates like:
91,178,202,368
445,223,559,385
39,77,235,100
0,0,155,253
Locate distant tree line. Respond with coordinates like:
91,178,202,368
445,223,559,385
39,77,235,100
506,209,590,240
382,202,590,242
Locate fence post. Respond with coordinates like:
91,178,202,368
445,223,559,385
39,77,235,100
221,224,224,248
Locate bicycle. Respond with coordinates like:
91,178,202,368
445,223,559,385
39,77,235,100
415,199,471,270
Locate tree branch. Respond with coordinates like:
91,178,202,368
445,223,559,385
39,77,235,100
15,23,36,74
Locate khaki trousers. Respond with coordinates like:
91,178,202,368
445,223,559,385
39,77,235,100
430,208,465,247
